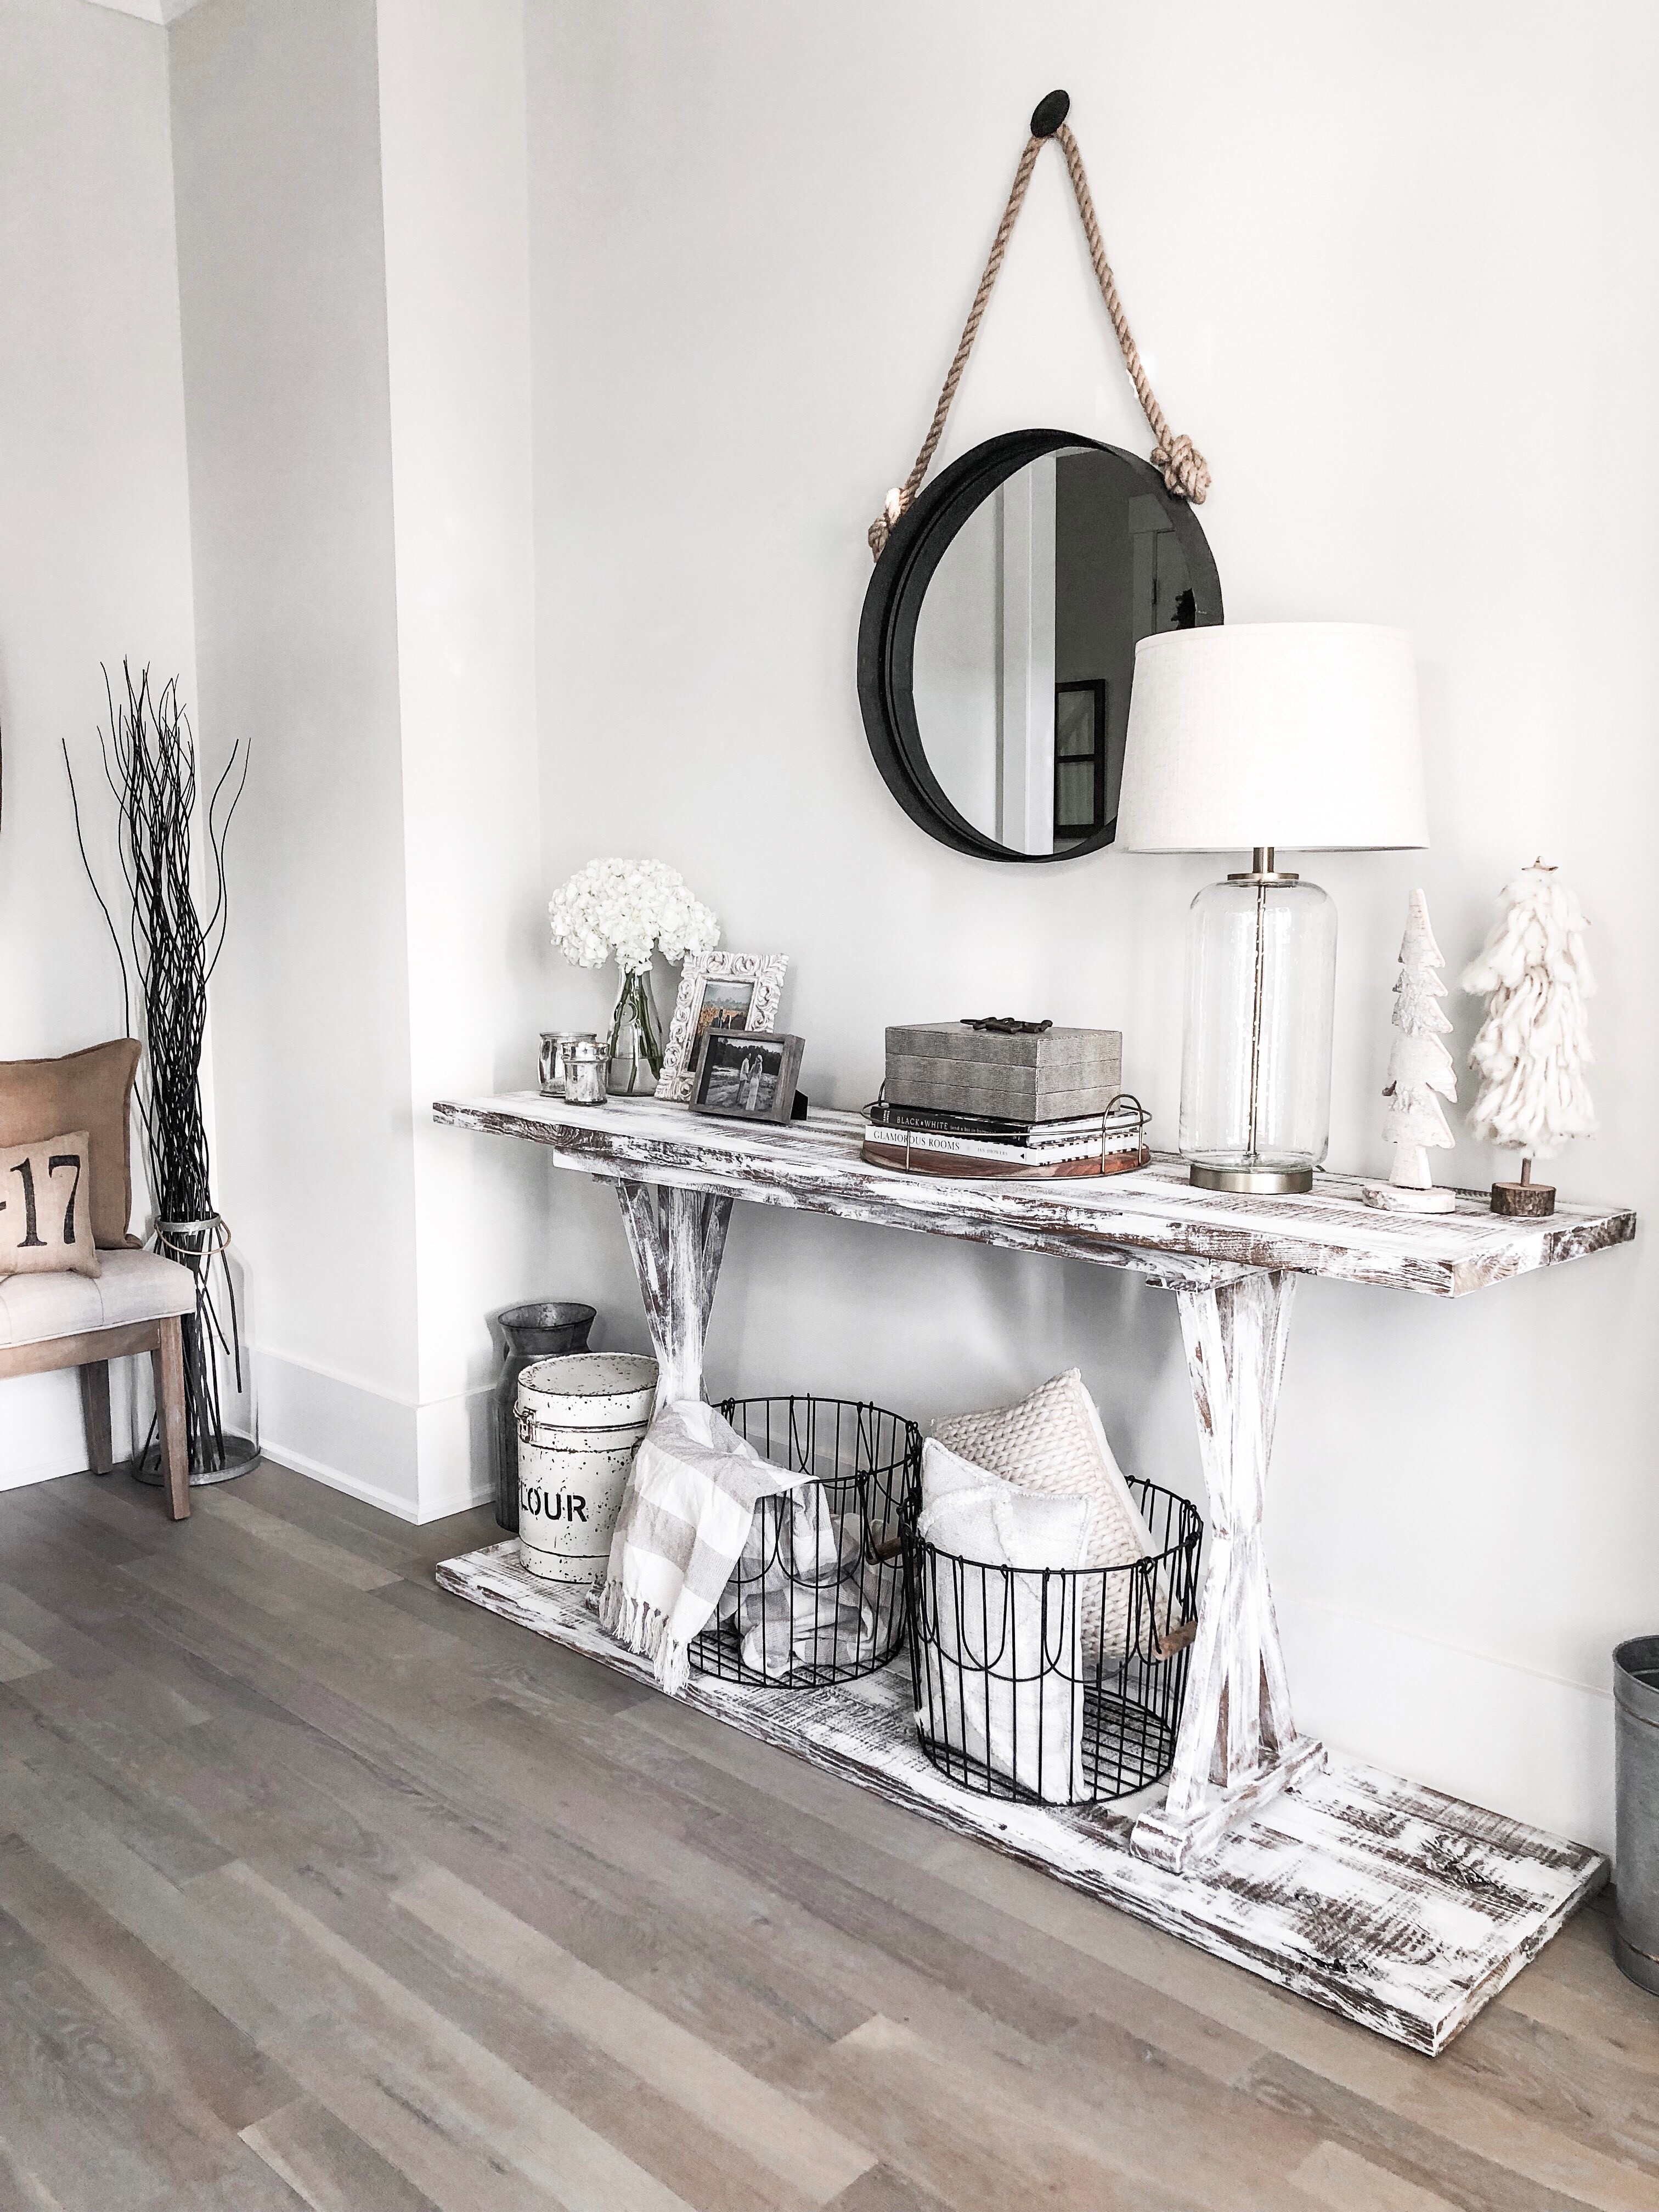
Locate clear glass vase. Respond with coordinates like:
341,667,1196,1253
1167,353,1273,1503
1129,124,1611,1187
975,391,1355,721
608,964,664,1097
1179,867,1337,1191
129,1214,260,1487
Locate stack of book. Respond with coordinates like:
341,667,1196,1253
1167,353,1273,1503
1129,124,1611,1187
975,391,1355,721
861,1096,1150,1181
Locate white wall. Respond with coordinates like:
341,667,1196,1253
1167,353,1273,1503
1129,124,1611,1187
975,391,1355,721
376,0,554,1518
526,0,1657,1850
0,0,198,1486
170,0,554,1520
170,0,424,1513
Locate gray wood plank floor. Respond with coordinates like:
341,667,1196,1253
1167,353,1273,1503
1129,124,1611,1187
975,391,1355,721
1,1462,1656,2212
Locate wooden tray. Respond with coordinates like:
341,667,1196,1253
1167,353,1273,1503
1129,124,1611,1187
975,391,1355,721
860,1139,1152,1181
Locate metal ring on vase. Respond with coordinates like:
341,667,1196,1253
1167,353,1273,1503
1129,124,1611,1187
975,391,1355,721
130,1211,261,1490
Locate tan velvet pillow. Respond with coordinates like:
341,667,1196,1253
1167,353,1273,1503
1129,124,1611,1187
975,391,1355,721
0,1131,101,1279
0,1039,140,1249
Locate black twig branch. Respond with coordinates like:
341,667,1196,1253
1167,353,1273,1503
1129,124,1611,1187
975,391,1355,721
64,663,251,1475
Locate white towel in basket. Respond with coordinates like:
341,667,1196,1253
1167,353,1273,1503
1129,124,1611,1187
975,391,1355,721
915,1440,1092,1803
598,1400,803,1695
723,1486,902,1682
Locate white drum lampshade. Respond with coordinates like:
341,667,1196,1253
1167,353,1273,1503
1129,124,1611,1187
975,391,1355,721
1118,624,1426,1193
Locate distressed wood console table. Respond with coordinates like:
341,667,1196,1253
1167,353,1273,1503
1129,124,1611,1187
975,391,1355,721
434,1091,1634,2051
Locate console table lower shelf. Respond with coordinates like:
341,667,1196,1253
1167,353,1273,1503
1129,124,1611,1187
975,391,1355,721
436,1539,1605,2058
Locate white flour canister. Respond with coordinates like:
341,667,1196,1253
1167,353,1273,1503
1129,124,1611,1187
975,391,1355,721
515,1352,658,1582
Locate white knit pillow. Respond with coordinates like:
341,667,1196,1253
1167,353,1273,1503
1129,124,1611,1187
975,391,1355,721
934,1369,1154,1656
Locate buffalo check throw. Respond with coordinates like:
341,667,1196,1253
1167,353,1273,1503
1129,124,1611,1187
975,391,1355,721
597,1399,803,1695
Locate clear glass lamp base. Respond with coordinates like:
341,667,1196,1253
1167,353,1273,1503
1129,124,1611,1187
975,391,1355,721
1178,857,1338,1202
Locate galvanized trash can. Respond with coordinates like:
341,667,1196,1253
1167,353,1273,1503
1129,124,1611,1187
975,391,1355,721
516,1353,657,1584
1615,1635,1659,1994
493,1301,597,1533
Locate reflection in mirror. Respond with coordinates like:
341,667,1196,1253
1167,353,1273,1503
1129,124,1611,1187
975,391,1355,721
910,446,1201,856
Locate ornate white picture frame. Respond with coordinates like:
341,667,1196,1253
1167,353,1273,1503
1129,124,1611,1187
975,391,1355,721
657,951,788,1103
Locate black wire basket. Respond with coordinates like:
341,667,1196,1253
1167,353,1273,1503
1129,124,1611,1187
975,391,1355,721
902,1476,1202,1804
689,1395,922,1688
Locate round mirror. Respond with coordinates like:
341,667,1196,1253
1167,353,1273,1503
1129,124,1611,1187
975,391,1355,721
858,430,1223,862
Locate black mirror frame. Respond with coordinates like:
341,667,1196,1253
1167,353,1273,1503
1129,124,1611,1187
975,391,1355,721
856,428,1223,864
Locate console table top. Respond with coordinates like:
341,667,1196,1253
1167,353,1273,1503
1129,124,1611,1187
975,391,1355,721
433,1092,1634,1299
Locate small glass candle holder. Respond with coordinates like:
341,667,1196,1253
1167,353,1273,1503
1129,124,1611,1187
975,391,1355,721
540,1031,600,1099
569,1039,608,1106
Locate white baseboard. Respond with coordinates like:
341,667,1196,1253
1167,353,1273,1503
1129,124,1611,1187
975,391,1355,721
414,1387,498,1521
0,1364,139,1491
1276,1587,1614,1856
0,1345,494,1524
1,1455,85,1493
252,1436,425,1524
257,1346,494,1525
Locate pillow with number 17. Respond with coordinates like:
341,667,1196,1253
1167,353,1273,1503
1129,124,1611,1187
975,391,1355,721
0,1131,100,1279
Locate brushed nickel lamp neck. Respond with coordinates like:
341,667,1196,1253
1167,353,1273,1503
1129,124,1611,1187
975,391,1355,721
1228,845,1300,887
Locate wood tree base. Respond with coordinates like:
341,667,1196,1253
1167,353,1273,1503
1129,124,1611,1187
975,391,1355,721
1491,1180,1556,1217
436,1543,1607,2057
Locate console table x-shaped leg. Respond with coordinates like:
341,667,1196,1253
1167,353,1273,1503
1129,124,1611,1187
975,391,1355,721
616,1179,1322,1869
616,1180,735,1410
1128,1268,1326,1870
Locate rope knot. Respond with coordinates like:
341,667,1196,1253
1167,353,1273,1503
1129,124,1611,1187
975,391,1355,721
1152,432,1210,505
867,486,908,561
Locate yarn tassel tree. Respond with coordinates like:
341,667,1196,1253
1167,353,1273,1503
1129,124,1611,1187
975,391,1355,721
1462,859,1596,1217
66,664,252,1480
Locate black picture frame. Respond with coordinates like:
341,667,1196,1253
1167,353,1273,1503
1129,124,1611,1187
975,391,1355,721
689,1030,805,1124
856,428,1223,864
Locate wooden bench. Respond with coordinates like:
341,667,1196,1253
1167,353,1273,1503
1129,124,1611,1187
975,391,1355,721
0,1251,198,1519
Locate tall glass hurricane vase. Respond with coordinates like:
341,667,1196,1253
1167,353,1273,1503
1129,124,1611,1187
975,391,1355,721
128,1215,259,1485
608,963,665,1097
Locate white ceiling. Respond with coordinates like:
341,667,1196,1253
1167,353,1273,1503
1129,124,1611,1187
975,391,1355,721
80,0,210,24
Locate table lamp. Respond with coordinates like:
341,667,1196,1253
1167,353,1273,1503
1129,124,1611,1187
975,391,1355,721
1116,624,1426,1193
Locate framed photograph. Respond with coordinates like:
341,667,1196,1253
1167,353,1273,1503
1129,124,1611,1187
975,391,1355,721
657,951,788,1102
689,1031,804,1124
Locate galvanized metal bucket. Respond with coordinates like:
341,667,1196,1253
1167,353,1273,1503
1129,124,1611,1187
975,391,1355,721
1614,1634,1659,1994
516,1352,657,1584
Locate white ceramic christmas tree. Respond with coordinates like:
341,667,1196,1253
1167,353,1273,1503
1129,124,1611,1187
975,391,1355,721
1462,859,1595,1217
1363,888,1457,1212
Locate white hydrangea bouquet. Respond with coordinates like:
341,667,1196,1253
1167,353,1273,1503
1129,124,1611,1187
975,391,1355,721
549,858,719,1095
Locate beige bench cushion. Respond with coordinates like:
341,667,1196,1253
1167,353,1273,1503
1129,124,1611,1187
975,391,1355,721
0,1248,196,1350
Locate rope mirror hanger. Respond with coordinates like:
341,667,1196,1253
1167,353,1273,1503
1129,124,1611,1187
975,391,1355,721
867,88,1211,563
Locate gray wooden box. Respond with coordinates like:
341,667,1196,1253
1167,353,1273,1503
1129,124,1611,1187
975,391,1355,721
884,1024,1124,1122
